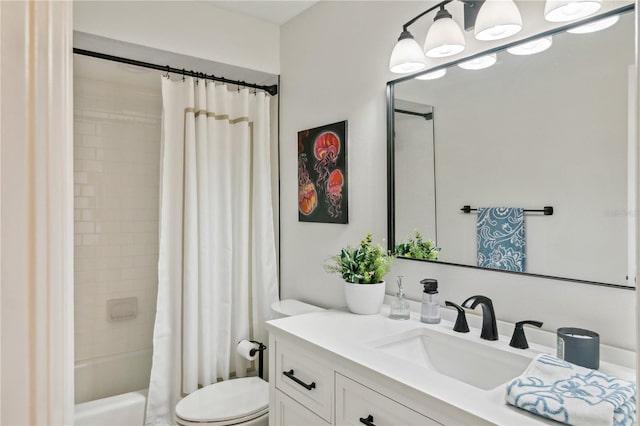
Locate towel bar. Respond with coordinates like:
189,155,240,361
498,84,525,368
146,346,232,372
461,205,553,215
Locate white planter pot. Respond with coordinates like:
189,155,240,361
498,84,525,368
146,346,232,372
343,281,386,315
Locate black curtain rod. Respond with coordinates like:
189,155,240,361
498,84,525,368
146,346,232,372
73,48,279,96
461,205,554,215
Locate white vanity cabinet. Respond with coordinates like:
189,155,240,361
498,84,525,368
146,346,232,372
273,338,333,424
267,309,637,425
269,333,443,426
334,374,441,426
273,390,329,426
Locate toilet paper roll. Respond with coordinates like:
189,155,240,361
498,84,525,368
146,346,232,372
237,340,258,361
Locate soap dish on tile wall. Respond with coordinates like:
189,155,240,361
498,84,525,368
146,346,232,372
107,297,138,321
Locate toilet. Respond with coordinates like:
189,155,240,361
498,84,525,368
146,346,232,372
174,299,324,426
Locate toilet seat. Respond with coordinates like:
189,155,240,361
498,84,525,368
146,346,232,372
175,409,267,426
175,377,269,426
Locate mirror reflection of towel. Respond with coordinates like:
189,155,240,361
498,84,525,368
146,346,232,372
477,207,526,272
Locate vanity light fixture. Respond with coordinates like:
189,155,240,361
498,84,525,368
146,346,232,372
389,30,428,73
544,0,602,22
423,5,466,58
506,36,553,55
415,68,447,80
474,0,523,41
458,53,497,70
566,14,619,34
389,0,524,74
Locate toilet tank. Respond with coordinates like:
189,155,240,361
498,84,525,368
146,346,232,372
270,299,325,319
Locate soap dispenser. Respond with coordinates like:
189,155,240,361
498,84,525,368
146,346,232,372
420,278,441,324
390,276,410,320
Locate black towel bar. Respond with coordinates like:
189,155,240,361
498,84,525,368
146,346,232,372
461,205,554,215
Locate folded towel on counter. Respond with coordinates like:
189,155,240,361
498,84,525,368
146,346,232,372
505,353,636,426
476,207,526,272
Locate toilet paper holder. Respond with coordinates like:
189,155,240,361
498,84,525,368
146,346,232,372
248,340,267,379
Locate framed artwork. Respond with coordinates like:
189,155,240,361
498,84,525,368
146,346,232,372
298,120,348,224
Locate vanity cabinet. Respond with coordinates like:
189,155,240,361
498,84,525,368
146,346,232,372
274,338,333,423
273,389,329,426
269,334,443,426
335,374,440,426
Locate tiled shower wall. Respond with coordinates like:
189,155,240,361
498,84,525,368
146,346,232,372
73,73,161,400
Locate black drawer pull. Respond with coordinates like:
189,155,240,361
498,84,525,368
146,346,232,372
283,369,316,390
360,415,376,426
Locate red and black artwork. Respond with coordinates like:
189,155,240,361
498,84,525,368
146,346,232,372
298,121,348,224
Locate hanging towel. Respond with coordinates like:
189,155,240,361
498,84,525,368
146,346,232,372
505,353,636,426
477,207,526,272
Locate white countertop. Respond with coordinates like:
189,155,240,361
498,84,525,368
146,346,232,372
266,307,636,426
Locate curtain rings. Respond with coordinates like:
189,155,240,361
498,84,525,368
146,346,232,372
164,66,170,79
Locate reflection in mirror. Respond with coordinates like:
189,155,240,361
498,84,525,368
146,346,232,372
394,100,436,248
389,8,634,287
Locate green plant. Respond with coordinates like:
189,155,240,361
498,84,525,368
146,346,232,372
395,230,441,260
324,233,393,284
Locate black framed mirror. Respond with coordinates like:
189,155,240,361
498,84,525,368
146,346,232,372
387,4,635,289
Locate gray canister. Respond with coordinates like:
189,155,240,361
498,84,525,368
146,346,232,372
557,327,600,369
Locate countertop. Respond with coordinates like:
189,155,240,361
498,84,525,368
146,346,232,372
265,307,636,425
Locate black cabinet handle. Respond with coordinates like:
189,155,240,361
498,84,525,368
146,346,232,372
283,369,316,390
359,415,376,426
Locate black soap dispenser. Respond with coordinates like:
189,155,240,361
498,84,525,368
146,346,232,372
420,278,441,324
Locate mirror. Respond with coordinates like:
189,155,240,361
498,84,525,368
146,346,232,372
388,7,634,287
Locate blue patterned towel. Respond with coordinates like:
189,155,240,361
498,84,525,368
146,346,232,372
477,207,526,272
505,353,636,426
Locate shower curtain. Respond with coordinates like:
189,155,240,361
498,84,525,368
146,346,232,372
145,77,279,425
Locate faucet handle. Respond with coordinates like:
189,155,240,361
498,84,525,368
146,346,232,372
445,301,469,333
509,320,543,349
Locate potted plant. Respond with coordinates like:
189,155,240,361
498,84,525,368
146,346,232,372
395,230,441,261
324,233,393,314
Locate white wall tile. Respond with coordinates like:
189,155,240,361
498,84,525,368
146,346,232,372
74,76,161,365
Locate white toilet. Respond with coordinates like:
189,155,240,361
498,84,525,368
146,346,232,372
174,299,324,426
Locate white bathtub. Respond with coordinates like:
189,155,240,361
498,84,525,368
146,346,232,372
75,349,152,425
75,389,147,426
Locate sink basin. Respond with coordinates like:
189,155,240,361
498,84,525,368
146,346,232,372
370,327,533,390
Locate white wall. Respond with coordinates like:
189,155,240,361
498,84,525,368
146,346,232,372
280,1,636,350
73,1,280,75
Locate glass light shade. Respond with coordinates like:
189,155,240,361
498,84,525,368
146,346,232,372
415,69,447,80
567,14,619,33
507,36,553,55
544,0,602,22
389,36,427,74
474,0,522,41
424,17,465,58
458,53,497,70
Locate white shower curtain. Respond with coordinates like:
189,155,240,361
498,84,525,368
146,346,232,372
145,77,279,425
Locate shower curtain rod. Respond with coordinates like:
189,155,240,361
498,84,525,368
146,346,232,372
73,48,279,96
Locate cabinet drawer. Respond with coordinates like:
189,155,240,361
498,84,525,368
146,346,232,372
273,389,330,426
335,374,441,426
275,339,333,422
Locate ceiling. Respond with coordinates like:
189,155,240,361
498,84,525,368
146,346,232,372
207,1,319,25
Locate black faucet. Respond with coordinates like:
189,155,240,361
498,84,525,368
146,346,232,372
510,320,543,349
462,295,498,341
445,301,469,333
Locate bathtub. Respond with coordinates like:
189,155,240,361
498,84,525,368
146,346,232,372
75,389,147,426
75,349,152,425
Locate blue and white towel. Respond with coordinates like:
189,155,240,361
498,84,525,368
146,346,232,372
505,353,636,426
477,207,526,272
